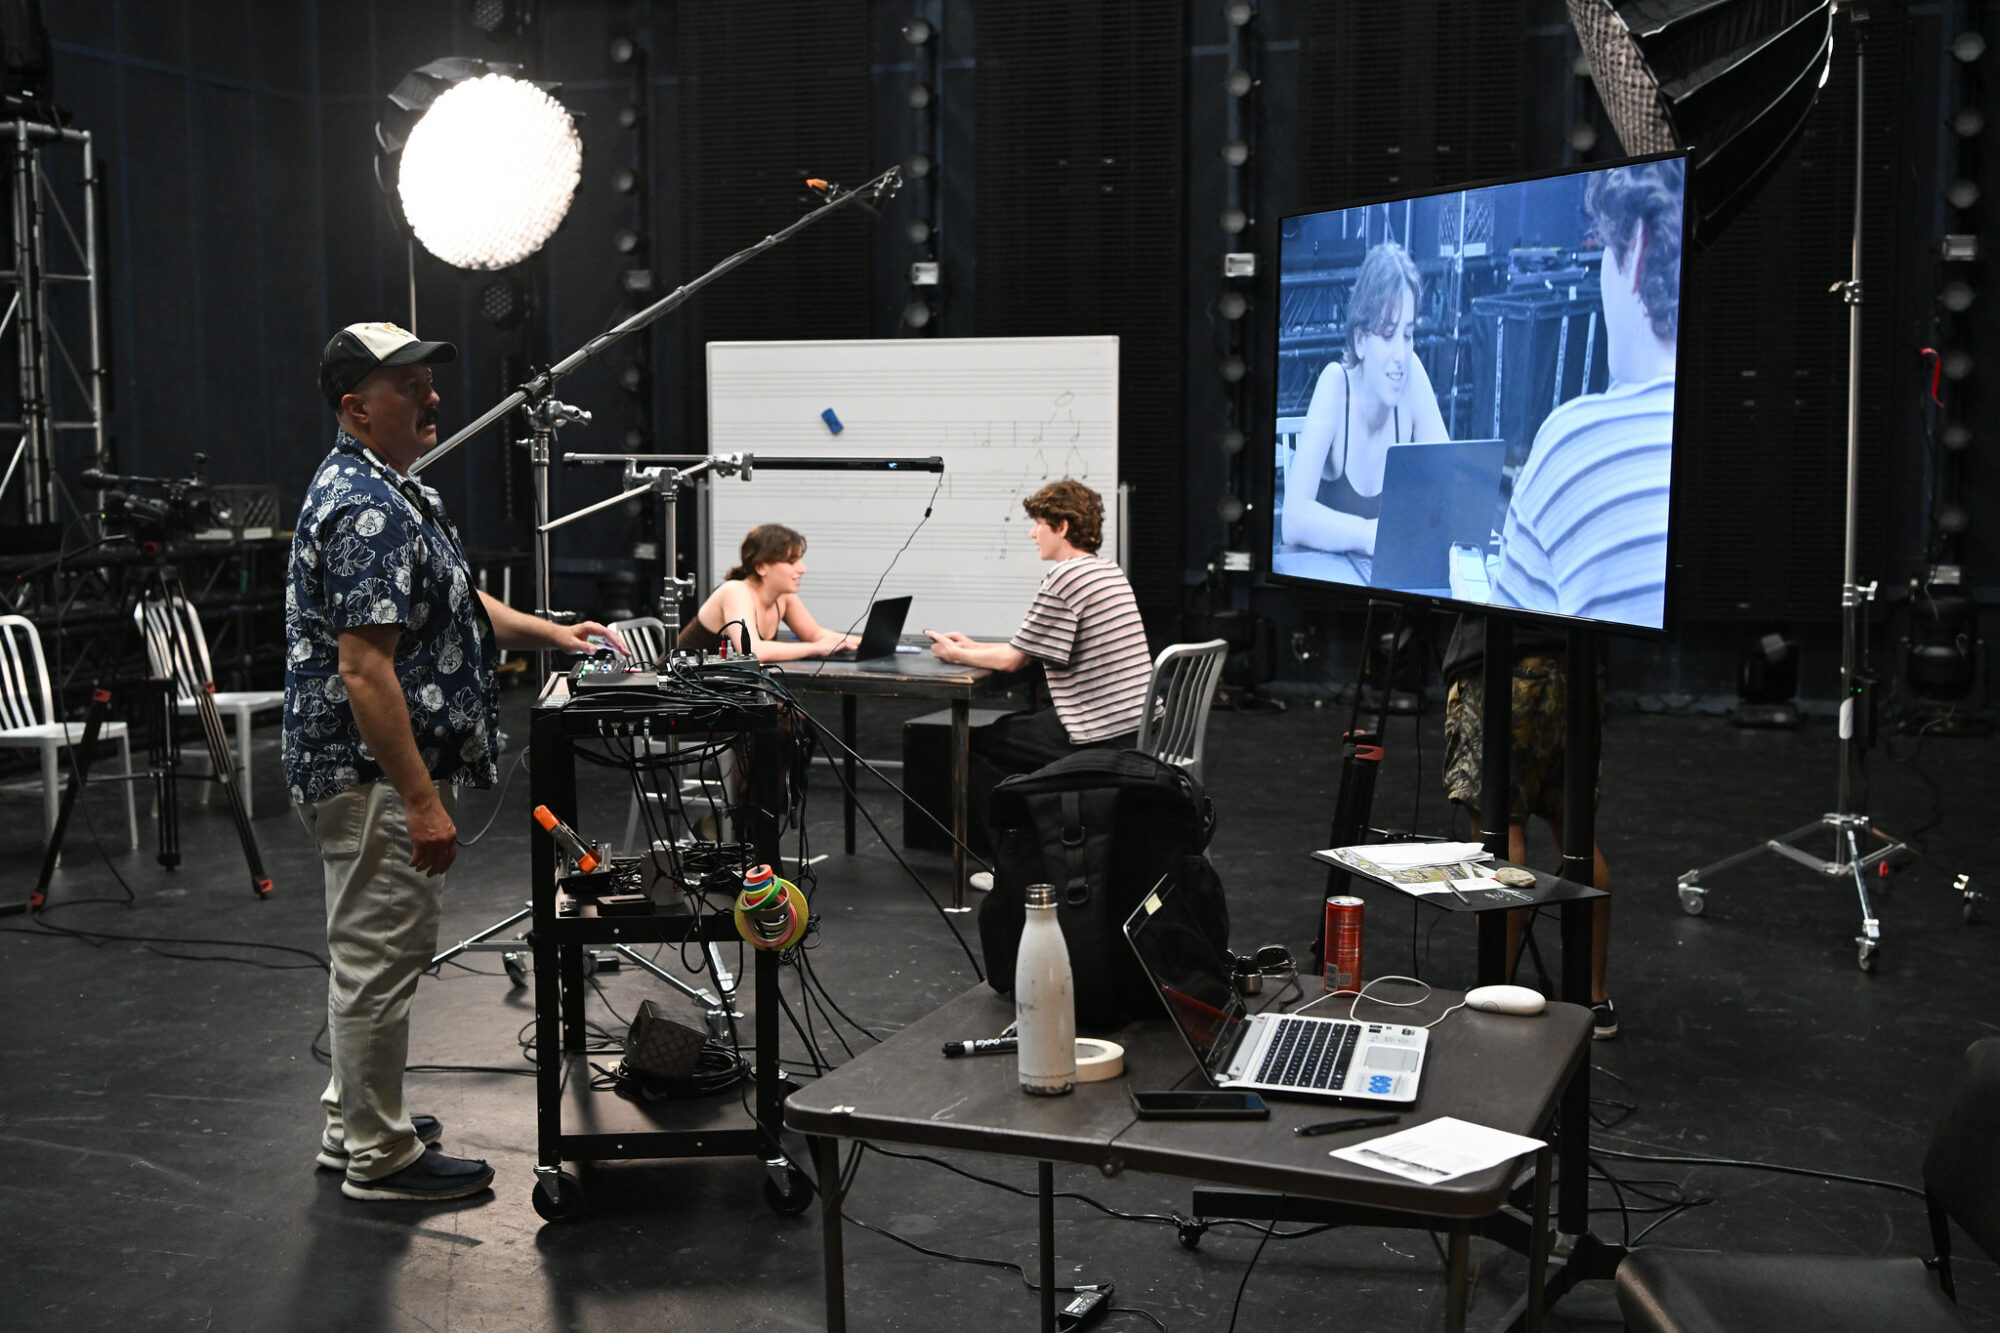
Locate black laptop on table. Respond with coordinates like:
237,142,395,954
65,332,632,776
1124,874,1429,1104
1368,439,1508,593
823,595,912,662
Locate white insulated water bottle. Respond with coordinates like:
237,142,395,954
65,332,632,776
1015,883,1077,1095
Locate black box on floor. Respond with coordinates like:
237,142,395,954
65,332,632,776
902,707,1009,853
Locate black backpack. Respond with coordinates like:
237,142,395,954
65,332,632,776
978,749,1229,1031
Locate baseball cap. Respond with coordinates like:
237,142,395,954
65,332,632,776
320,322,457,408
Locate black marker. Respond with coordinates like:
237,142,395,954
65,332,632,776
1293,1113,1401,1137
942,1036,1019,1058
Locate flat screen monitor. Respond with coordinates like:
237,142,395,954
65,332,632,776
1266,153,1688,637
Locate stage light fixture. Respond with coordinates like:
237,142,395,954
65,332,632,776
1219,426,1246,456
908,84,933,110
906,218,933,245
469,0,527,38
1219,353,1247,383
1953,105,1986,138
623,427,650,451
619,360,648,394
614,228,644,255
1218,494,1247,523
478,273,532,330
1568,122,1600,153
1942,281,1976,313
1938,502,1971,535
1567,0,1835,246
1221,206,1248,235
612,167,640,194
1225,68,1253,97
1943,422,1972,450
380,60,583,272
904,152,933,179
617,104,642,130
1948,177,1981,209
1942,234,1980,261
621,268,655,294
904,18,934,45
1224,2,1257,27
902,299,932,329
1219,291,1249,320
1953,30,1988,62
1943,348,1974,380
1221,138,1251,166
609,35,637,65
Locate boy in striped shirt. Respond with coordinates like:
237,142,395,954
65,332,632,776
1489,157,1682,629
927,480,1152,869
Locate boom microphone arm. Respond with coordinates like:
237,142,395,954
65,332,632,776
409,165,903,477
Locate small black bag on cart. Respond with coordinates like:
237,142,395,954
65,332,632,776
978,749,1228,1030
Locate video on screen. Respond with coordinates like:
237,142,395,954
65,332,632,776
1268,154,1686,635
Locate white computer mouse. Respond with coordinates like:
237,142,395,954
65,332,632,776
1464,984,1546,1015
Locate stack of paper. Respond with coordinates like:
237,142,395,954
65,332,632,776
1339,841,1490,870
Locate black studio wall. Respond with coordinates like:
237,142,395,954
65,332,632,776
37,0,1986,700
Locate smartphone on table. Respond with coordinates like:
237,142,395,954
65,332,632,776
1127,1088,1270,1120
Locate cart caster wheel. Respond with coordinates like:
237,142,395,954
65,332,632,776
531,1171,584,1222
1677,885,1706,916
1856,939,1879,973
1177,1221,1206,1250
763,1166,815,1216
501,950,528,988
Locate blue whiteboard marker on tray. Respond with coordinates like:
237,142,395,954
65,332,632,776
820,408,843,435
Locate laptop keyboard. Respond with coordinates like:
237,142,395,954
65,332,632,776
1257,1018,1360,1091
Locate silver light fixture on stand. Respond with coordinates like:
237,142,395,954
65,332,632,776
1573,0,1908,971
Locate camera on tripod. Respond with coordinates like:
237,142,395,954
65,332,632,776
81,454,229,550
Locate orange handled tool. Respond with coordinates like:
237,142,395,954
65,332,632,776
532,805,602,874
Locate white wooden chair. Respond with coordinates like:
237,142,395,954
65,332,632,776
1134,639,1230,783
608,615,669,668
0,614,140,851
133,595,284,818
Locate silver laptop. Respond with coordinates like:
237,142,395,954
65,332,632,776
1124,875,1428,1104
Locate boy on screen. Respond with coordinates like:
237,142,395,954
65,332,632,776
1488,159,1683,627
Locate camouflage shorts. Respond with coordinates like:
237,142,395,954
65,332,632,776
1442,651,1598,826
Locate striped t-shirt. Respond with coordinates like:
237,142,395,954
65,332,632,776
1489,374,1675,629
1010,555,1152,744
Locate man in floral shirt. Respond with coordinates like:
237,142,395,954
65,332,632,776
288,322,622,1203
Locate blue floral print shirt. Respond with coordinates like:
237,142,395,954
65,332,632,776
282,430,499,805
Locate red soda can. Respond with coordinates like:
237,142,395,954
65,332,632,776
1324,896,1364,993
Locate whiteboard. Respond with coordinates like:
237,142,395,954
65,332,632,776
704,337,1120,640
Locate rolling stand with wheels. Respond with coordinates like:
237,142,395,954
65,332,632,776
525,675,809,1222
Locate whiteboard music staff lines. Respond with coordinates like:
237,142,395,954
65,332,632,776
706,337,1120,641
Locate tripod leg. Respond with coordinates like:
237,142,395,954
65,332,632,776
1847,823,1881,972
196,684,272,898
24,689,111,910
149,678,181,868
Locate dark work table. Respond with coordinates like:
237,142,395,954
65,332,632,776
787,982,1592,1332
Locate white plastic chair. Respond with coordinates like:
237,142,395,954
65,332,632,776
1134,639,1229,783
134,595,284,818
0,614,140,851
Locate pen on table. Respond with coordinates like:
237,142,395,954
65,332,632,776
1293,1113,1401,1138
942,1035,1019,1058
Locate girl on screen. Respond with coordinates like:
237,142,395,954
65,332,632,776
1281,241,1450,556
677,523,861,660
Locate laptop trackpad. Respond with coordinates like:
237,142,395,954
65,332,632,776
1364,1045,1421,1072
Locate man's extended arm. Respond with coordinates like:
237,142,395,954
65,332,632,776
477,590,626,656
338,624,457,875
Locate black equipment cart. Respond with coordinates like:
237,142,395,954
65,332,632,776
525,673,808,1221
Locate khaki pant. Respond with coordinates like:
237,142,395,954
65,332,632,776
298,781,455,1181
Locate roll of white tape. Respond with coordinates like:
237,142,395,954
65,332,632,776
1074,1037,1125,1082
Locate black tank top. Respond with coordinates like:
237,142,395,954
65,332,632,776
1314,363,1403,520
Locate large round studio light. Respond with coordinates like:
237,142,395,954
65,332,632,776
377,59,582,272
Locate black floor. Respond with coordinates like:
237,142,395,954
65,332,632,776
2,687,1995,1332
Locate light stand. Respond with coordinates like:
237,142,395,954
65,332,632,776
1673,6,1904,972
